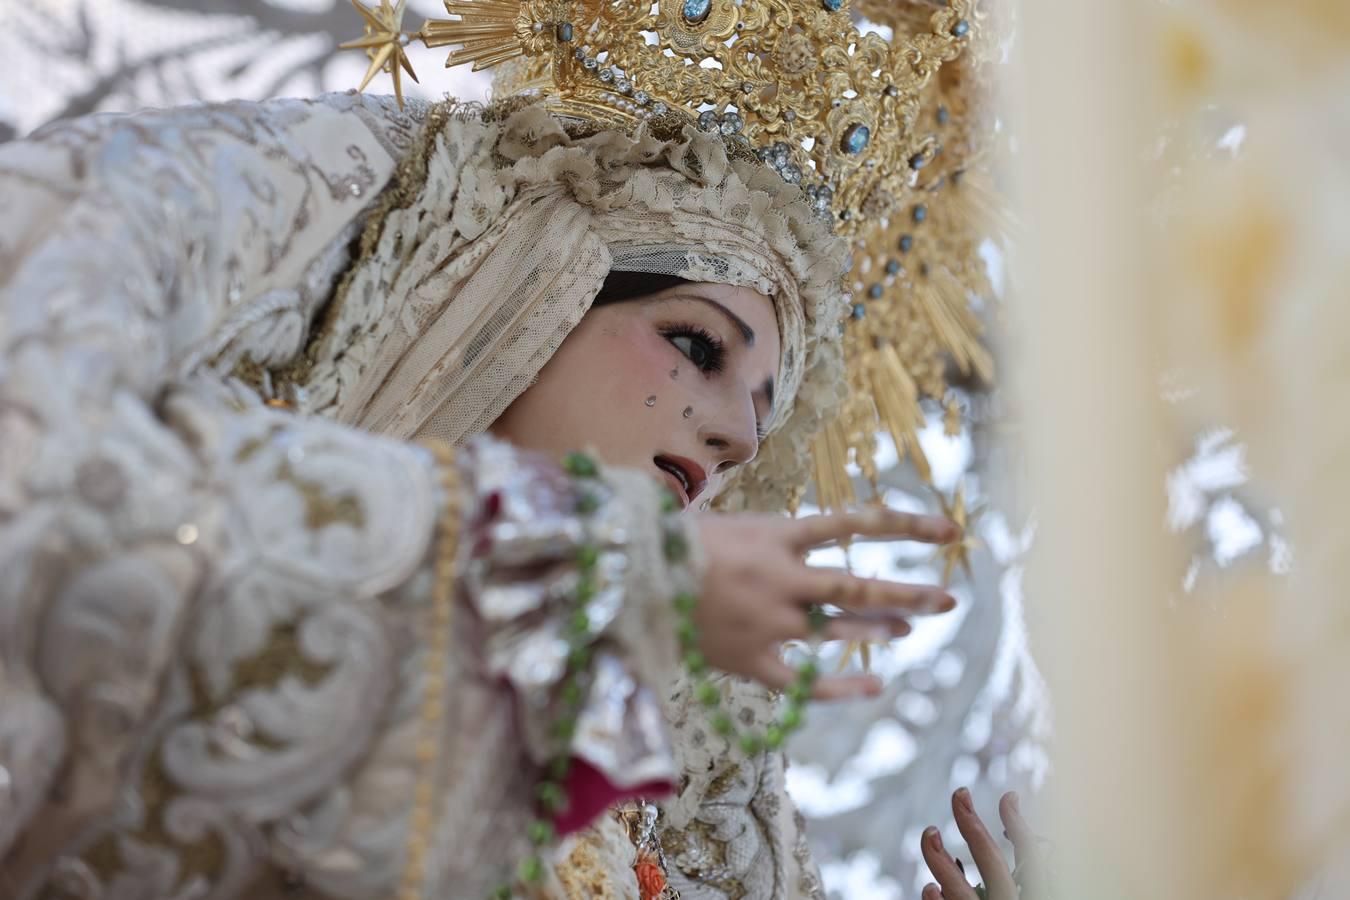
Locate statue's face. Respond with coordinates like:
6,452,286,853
489,281,781,510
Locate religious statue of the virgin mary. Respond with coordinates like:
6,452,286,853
0,1,1031,897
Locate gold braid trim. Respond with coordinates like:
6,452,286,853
267,99,459,395
400,439,462,900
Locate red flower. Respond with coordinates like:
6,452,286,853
634,858,666,900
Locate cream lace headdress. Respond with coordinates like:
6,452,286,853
291,99,848,511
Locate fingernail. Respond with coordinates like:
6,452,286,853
1009,790,1021,812
937,594,957,613
866,626,891,642
924,826,943,852
956,787,973,813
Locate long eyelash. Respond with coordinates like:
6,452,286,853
659,323,727,374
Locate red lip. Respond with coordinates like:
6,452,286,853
653,454,709,509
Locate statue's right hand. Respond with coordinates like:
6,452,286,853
691,508,960,700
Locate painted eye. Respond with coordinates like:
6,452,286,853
662,324,726,373
670,333,713,369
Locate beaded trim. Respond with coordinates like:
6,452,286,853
402,439,462,900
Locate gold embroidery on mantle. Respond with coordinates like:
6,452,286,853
275,459,366,531
43,615,343,897
52,753,226,898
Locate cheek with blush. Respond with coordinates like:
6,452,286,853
606,317,681,405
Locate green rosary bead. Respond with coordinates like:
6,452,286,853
764,725,785,749
712,712,735,735
552,716,577,741
576,544,599,570
696,681,721,707
787,681,810,704
660,489,679,513
574,577,596,603
805,604,831,634
682,649,706,673
528,819,556,846
780,706,802,731
677,618,699,648
519,855,544,883
549,755,572,781
674,591,697,614
560,680,584,707
739,733,764,755
575,491,600,514
563,452,599,478
567,610,590,636
663,532,689,561
491,884,512,899
797,659,820,685
537,781,566,812
567,644,592,669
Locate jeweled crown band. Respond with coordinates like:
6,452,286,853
339,0,975,234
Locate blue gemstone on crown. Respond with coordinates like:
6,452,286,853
841,123,870,155
822,0,844,10
682,0,711,24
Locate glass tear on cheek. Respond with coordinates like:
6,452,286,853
670,368,679,380
683,406,694,418
645,395,657,407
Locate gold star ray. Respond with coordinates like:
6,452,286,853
933,482,985,587
339,0,419,107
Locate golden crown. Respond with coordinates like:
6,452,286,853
340,0,1007,569
340,0,976,234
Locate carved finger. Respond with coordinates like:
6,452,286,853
790,509,959,552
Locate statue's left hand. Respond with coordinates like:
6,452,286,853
919,789,1046,900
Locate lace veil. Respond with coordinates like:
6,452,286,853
294,99,850,511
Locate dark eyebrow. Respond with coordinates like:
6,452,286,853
680,295,756,347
